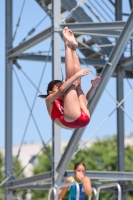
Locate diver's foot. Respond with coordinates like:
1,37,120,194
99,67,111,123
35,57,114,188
68,29,78,49
62,27,78,49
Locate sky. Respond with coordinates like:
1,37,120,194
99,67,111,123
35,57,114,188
0,0,133,152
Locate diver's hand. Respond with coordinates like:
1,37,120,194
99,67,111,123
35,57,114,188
91,76,101,88
76,68,91,78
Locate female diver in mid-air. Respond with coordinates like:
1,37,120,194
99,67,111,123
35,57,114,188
39,27,101,129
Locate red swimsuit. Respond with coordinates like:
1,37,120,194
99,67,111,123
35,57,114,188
51,100,90,129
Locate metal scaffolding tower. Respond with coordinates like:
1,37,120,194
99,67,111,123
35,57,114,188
5,0,133,199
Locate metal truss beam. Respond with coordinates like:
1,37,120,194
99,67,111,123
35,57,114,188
61,21,125,31
14,55,133,79
16,55,106,67
8,184,52,190
66,171,133,181
129,0,133,9
55,130,85,184
7,170,133,190
8,171,52,188
35,0,52,18
8,21,129,60
15,53,133,76
8,27,51,58
73,30,133,39
115,1,125,182
8,183,133,193
120,54,133,67
61,0,112,55
5,0,13,199
123,184,133,192
51,0,61,187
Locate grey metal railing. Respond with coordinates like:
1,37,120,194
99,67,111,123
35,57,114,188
48,187,57,200
55,182,80,200
88,187,97,200
96,183,122,200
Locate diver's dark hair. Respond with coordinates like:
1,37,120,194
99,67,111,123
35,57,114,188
38,80,62,98
73,162,86,170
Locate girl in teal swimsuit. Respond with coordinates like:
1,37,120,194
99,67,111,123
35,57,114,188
58,162,92,200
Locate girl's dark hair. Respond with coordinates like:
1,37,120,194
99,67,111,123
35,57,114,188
38,80,62,98
74,162,86,170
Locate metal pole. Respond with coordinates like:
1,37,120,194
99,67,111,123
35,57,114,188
115,2,127,199
5,0,13,199
51,0,61,192
115,0,125,173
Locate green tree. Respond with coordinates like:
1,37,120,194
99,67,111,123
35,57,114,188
0,153,26,200
12,157,27,200
31,146,52,200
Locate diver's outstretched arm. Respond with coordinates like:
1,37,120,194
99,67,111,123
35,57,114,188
86,76,101,101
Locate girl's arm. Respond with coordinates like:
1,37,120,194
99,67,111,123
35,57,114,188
76,172,92,196
82,177,92,196
58,177,72,200
86,76,101,101
86,85,96,101
46,68,91,105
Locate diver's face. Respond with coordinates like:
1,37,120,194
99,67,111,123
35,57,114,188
52,82,62,93
52,82,64,100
